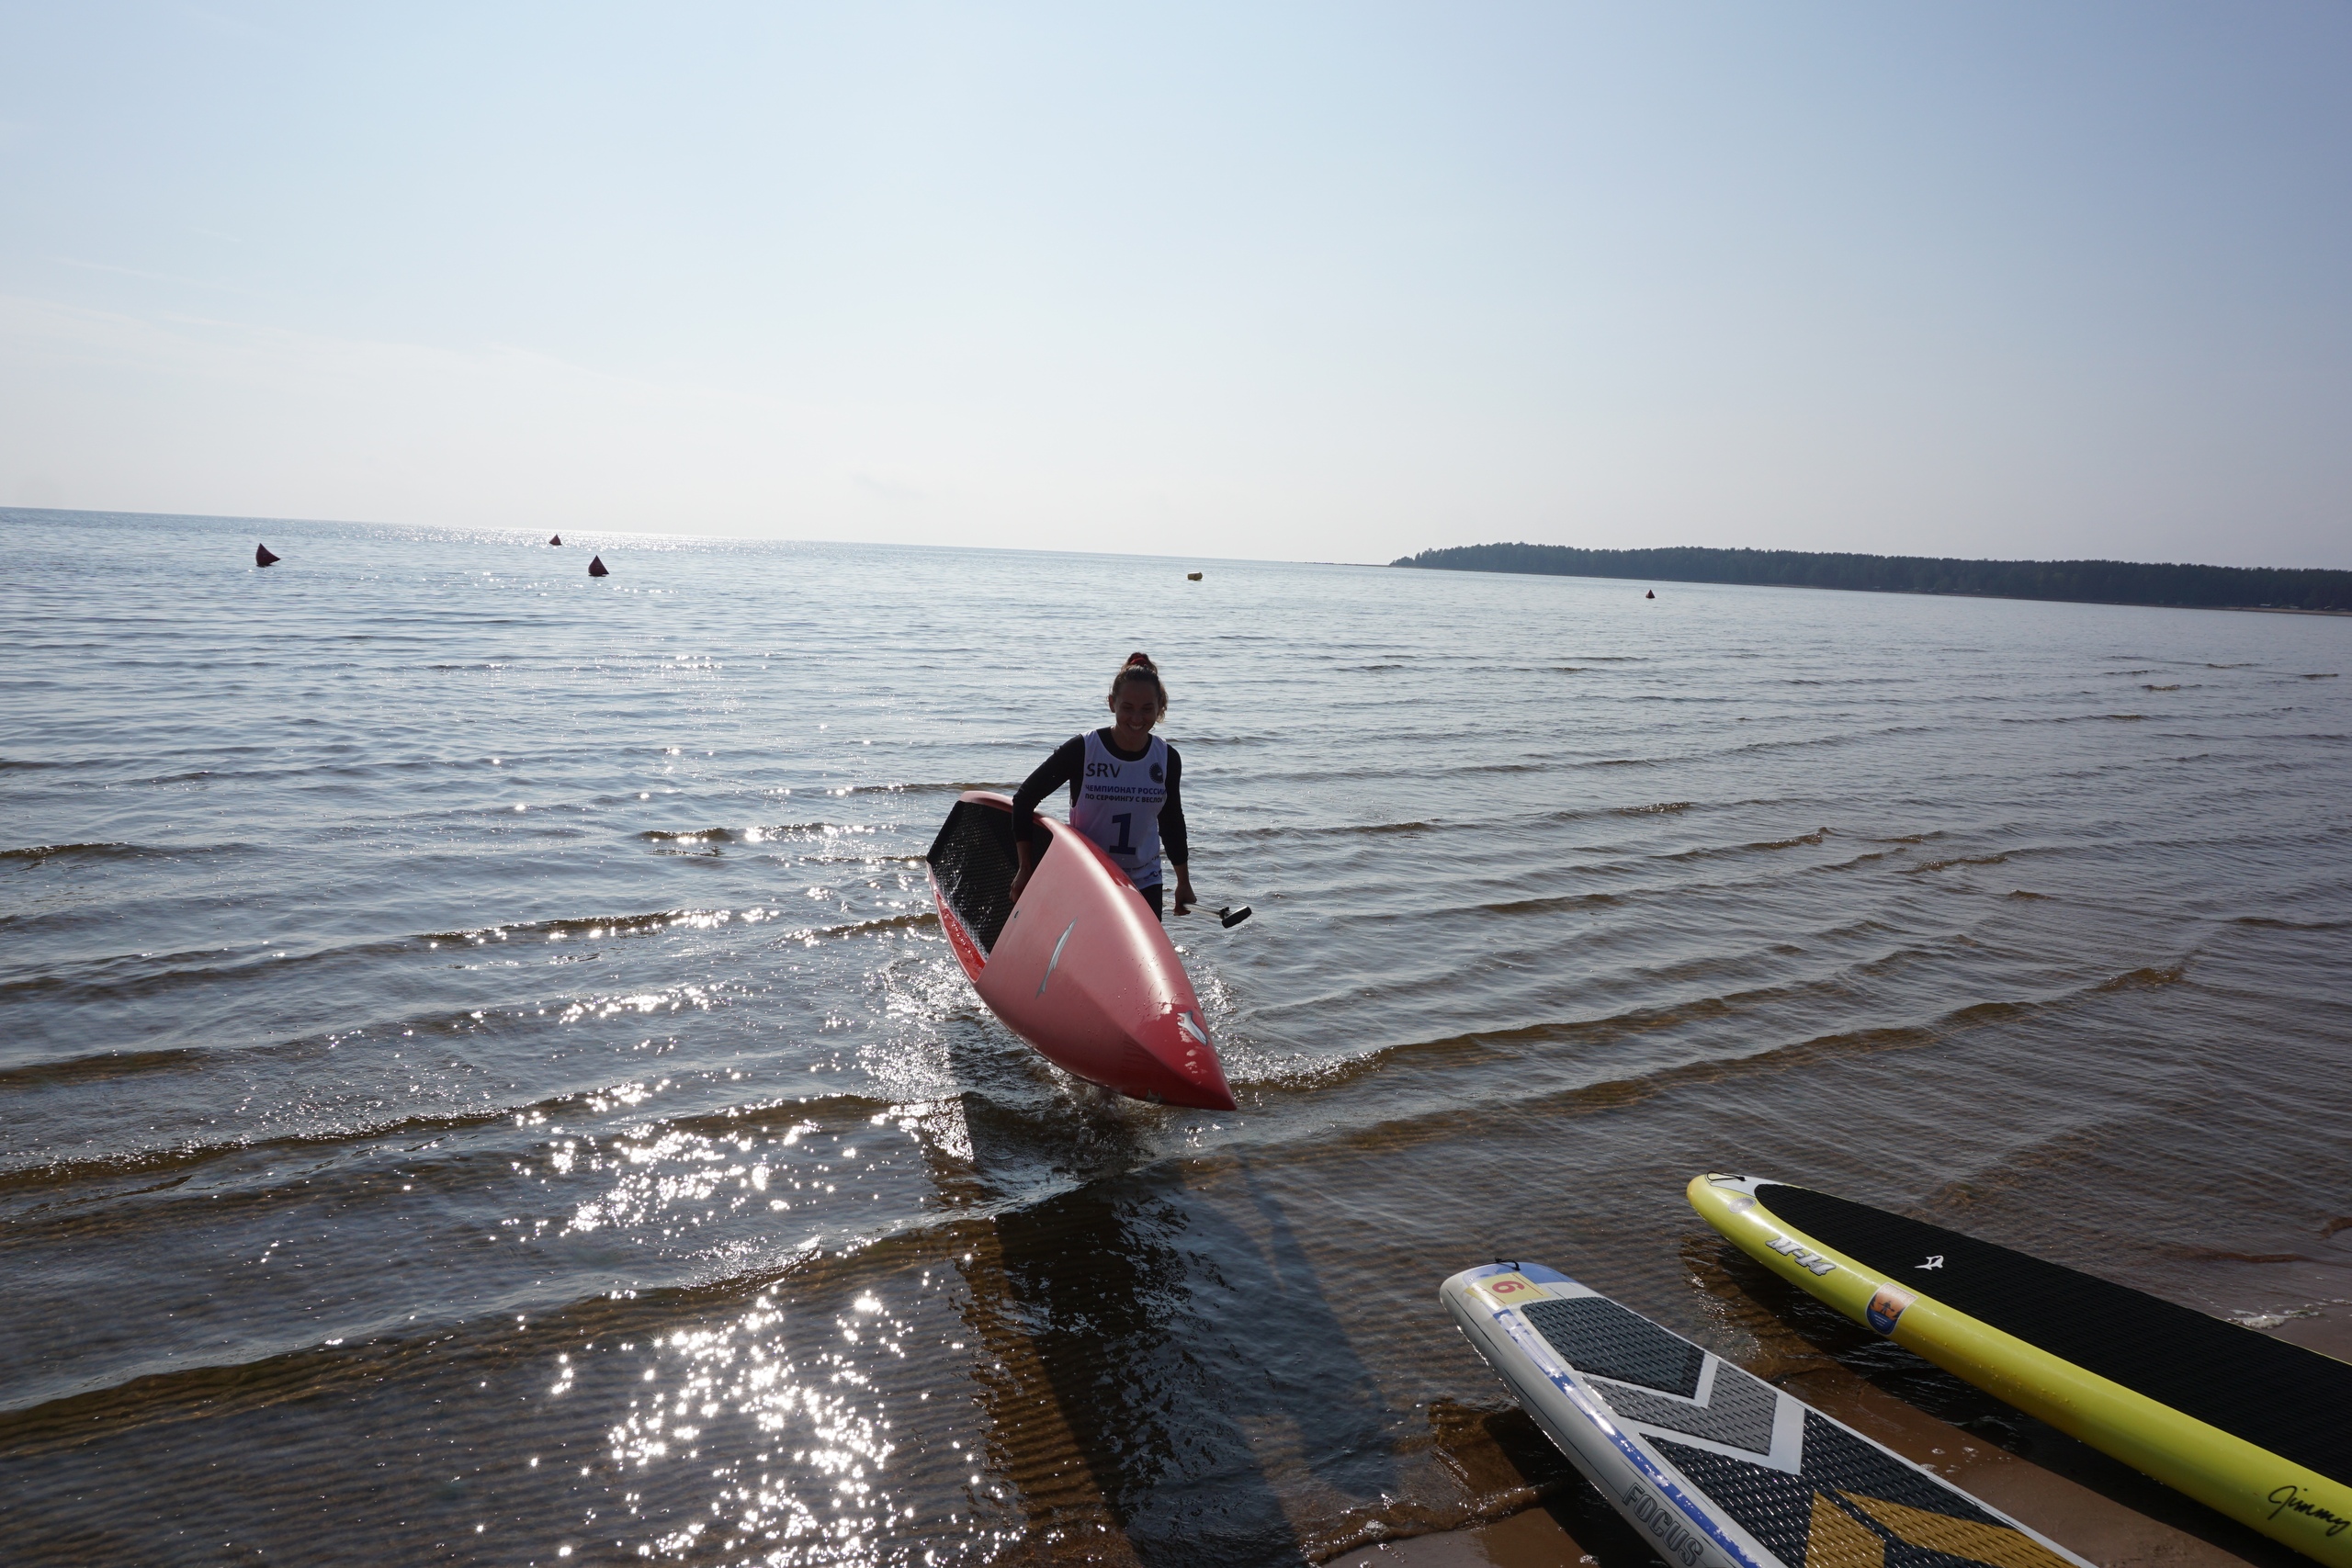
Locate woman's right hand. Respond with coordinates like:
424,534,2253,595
1007,866,1033,908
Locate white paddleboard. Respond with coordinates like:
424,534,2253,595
1441,1261,2095,1568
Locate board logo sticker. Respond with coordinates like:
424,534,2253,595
1867,1284,1917,1335
1620,1481,1706,1567
2267,1483,2352,1539
1480,1273,1546,1306
1766,1235,1838,1277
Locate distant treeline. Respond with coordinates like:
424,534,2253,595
1389,543,2352,613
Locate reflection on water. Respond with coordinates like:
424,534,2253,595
3,509,2349,1564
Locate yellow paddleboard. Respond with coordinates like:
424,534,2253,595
1690,1174,2352,1567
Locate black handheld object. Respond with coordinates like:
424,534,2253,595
1216,905,1252,929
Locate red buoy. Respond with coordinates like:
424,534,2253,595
1645,589,1655,599
255,544,280,567
588,555,609,577
549,534,563,546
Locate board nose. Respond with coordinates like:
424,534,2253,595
1125,1006,1238,1111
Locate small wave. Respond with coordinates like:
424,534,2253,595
2093,963,2187,992
2301,672,2341,680
1904,853,2008,874
617,1092,901,1145
2231,916,2351,932
832,780,990,796
1,841,147,864
0,1046,210,1092
637,822,853,845
2323,1217,2352,1239
792,911,939,941
2142,683,2183,692
1661,828,1829,863
1616,801,1693,817
1723,726,1932,758
2006,889,2051,900
1470,893,1624,918
0,1073,908,1201
0,936,423,1008
421,907,761,942
2162,1246,2309,1264
1815,849,1897,872
1228,819,1439,840
0,1338,403,1453
0,1100,521,1198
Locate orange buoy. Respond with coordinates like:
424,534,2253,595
588,555,609,578
255,544,280,567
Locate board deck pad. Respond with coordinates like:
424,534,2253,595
926,797,1022,953
1442,1263,2091,1568
1753,1182,2352,1486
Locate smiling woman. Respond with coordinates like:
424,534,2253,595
1009,652,1195,921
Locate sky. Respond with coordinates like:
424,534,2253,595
2,3,2348,568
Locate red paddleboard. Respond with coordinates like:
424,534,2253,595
925,791,1237,1111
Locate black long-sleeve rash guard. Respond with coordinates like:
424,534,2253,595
1010,730,1189,868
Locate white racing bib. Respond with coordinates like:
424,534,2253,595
1069,730,1168,889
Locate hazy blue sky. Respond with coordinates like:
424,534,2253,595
3,3,2347,565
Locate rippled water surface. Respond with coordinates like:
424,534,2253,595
4,508,2349,1566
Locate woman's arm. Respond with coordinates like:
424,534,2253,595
1008,735,1086,903
1161,747,1195,915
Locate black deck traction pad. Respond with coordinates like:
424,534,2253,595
1521,1294,1708,1398
1657,1412,2070,1568
1756,1182,2352,1485
925,799,1022,953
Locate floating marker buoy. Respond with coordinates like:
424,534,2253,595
255,544,280,567
549,534,563,546
588,555,609,578
1645,589,1655,599
1187,571,1203,581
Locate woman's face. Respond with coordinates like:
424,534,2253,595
1109,680,1161,741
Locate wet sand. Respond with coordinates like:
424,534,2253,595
1335,1301,2352,1568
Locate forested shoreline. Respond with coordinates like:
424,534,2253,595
1389,543,2352,613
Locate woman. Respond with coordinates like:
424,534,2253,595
1008,653,1196,920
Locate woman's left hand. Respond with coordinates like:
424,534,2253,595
1171,873,1197,916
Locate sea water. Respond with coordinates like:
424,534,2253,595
3,508,2347,1565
